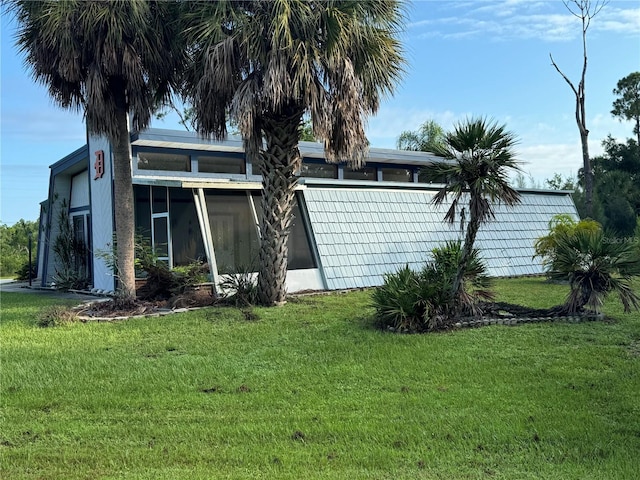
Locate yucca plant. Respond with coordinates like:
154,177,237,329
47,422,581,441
549,229,640,314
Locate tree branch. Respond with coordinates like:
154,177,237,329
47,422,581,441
549,53,579,99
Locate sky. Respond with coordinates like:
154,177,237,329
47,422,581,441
1,0,639,225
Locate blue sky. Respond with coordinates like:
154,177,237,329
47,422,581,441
1,0,639,225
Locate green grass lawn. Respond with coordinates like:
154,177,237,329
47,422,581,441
1,277,639,479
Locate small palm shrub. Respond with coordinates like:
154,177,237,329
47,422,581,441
51,202,90,291
549,229,640,314
432,241,494,315
372,241,493,332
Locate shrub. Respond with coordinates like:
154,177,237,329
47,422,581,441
432,241,494,313
549,229,640,314
172,261,210,293
98,234,211,301
136,260,210,300
218,265,258,307
51,202,90,291
36,305,79,328
15,261,36,281
51,269,90,291
372,241,492,332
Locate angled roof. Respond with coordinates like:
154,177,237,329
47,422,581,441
301,185,578,289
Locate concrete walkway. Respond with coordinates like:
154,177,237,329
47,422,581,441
0,280,97,301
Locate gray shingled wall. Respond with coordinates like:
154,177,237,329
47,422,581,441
301,187,578,290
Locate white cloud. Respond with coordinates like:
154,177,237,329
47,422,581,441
410,1,640,43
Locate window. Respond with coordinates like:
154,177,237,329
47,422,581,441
204,191,260,274
134,185,152,243
135,186,206,270
137,151,190,172
152,186,168,214
71,213,91,280
300,162,338,179
198,155,245,174
169,189,206,266
344,166,376,181
152,217,170,259
381,167,413,182
287,197,316,269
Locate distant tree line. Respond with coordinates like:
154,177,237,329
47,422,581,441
0,219,38,278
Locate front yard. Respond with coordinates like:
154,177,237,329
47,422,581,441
1,277,639,479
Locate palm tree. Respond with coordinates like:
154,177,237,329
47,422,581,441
422,117,522,313
10,0,185,301
549,229,640,314
397,119,446,152
184,0,405,306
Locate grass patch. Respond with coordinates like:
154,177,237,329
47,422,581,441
1,277,639,479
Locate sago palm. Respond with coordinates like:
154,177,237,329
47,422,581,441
10,0,185,300
422,117,522,313
184,0,405,305
549,229,640,314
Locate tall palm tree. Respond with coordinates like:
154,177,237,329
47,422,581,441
10,0,185,301
184,0,405,306
422,117,522,312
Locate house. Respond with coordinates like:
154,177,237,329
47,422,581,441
36,127,578,293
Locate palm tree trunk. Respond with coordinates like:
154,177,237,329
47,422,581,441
111,93,136,301
452,205,480,311
257,109,304,306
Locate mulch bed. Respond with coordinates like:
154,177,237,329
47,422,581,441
77,287,217,319
75,288,603,327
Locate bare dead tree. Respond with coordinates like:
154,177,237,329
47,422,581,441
550,0,608,218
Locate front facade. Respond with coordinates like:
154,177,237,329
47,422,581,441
37,128,578,293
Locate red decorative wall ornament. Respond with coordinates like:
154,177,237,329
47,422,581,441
94,150,105,180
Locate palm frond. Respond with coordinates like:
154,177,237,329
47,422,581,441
185,0,405,166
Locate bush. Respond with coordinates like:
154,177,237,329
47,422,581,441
432,241,494,313
15,261,36,281
549,229,640,314
137,260,210,300
98,234,211,301
372,241,492,332
218,265,258,307
37,305,79,328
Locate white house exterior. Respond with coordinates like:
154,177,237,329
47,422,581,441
36,127,578,294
